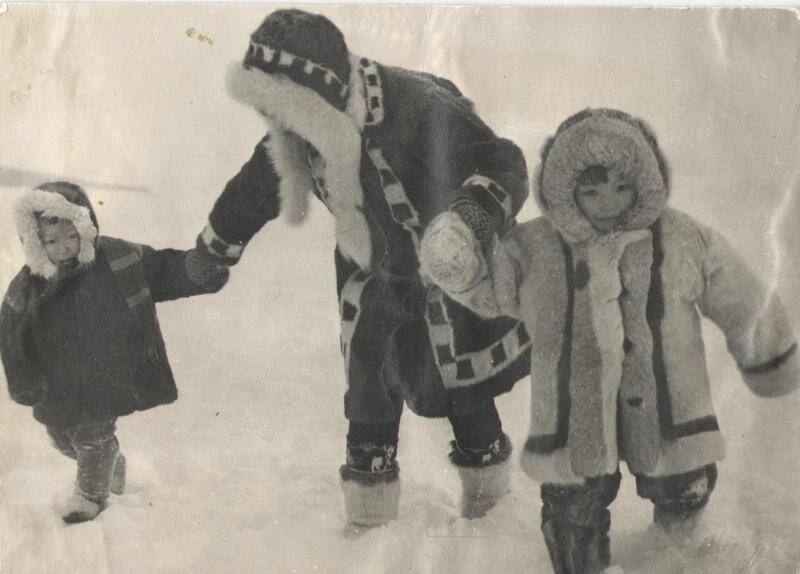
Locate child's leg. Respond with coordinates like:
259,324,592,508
62,417,120,523
339,387,403,530
46,426,78,459
540,471,622,574
636,463,717,542
447,399,512,518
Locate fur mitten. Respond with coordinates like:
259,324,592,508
420,211,485,293
450,200,496,246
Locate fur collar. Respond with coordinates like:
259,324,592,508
534,110,669,245
226,53,373,269
15,189,98,279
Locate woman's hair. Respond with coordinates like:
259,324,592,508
34,213,66,237
576,165,610,187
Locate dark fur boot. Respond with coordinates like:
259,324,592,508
540,471,621,574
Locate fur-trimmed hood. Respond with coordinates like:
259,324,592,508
534,108,671,244
14,183,99,279
225,49,372,269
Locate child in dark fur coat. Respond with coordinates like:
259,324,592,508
0,182,229,523
420,108,799,573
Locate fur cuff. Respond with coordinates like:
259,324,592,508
449,433,512,468
340,463,399,485
740,343,799,398
197,222,244,265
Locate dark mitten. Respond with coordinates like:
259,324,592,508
450,199,496,247
185,249,230,290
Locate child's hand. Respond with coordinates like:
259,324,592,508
420,211,485,293
185,249,230,288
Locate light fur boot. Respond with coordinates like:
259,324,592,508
450,433,512,518
456,458,512,519
650,507,724,558
340,465,400,534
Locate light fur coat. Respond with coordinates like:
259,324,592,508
434,110,799,483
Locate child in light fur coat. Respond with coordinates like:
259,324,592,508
420,108,799,573
1,182,228,524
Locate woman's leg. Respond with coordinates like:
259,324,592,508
447,399,512,518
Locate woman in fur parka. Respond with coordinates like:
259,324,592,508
1,182,228,523
420,108,799,573
193,9,531,529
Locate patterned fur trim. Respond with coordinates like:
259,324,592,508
243,41,350,111
449,433,512,468
340,463,399,485
225,53,371,269
534,109,669,244
14,189,97,278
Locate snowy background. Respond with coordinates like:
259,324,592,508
2,5,800,573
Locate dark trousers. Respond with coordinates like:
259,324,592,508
345,395,505,473
47,416,120,501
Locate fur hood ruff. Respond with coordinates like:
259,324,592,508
225,53,371,269
15,189,98,279
534,109,671,244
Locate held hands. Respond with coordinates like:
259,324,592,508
420,203,519,319
419,211,486,294
185,248,231,289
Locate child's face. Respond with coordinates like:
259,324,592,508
575,170,637,233
40,220,81,266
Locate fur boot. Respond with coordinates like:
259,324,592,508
540,471,621,574
456,458,512,519
450,433,512,518
542,511,612,574
340,464,400,530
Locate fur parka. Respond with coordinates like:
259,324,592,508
199,45,532,417
438,109,799,482
1,186,227,428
